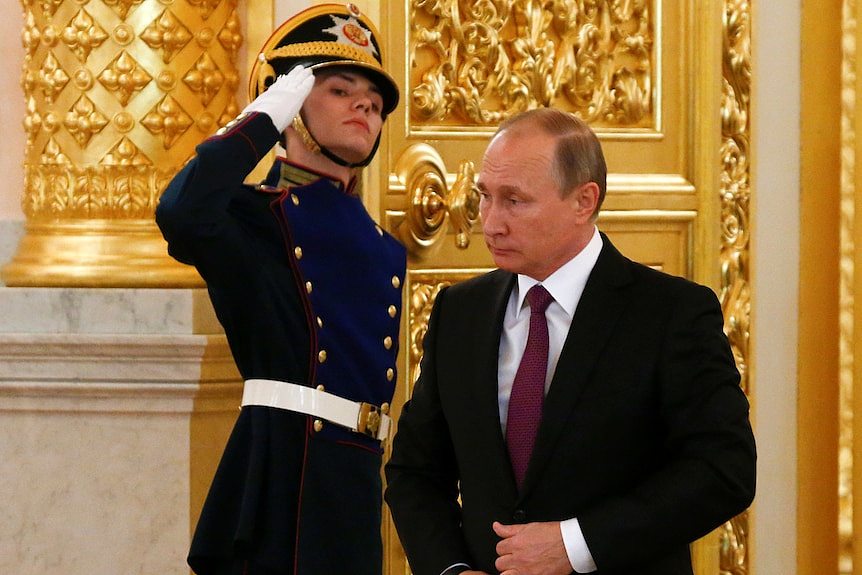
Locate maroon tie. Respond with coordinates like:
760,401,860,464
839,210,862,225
506,284,554,489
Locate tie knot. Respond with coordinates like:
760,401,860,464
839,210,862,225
526,284,554,315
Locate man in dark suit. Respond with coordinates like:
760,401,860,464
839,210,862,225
384,108,756,575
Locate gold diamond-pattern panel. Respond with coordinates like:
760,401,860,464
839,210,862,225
218,9,243,58
64,95,109,148
18,0,242,223
183,53,225,106
98,51,152,106
62,9,109,63
141,10,193,64
22,10,41,59
35,0,63,18
101,137,152,166
40,137,70,165
142,95,194,149
188,0,222,20
409,0,655,129
23,96,42,147
104,0,144,21
36,52,70,105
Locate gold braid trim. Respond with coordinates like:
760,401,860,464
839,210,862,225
263,42,379,68
255,42,381,97
292,115,321,154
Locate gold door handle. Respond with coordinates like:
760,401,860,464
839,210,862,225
391,143,479,258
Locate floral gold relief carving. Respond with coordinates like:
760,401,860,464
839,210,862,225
719,0,751,573
408,278,452,387
7,0,243,286
409,0,655,131
406,271,489,390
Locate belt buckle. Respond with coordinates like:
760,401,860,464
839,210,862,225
356,402,382,439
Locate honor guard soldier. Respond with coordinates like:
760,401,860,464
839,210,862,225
156,4,405,574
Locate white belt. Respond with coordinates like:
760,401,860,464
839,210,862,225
242,378,391,442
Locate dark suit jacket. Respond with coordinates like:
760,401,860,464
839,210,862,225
384,235,756,575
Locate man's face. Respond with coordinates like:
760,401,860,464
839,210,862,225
301,69,384,164
477,129,597,281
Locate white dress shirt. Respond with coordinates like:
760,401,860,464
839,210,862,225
497,226,602,573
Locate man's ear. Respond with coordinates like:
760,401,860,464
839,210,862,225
572,182,600,221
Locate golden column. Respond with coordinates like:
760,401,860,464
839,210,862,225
2,0,244,287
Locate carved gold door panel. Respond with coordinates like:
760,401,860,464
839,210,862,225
370,0,746,574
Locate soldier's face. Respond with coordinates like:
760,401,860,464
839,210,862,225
302,69,384,164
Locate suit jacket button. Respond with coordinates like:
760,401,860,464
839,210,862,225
512,509,526,522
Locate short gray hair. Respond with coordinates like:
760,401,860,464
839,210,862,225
496,108,607,213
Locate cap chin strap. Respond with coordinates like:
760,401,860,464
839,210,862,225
294,112,379,168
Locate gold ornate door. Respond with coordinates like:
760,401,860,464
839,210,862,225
365,1,750,574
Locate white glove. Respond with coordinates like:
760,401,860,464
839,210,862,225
242,65,315,133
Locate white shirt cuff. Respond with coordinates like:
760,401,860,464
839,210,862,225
439,562,471,575
560,518,597,573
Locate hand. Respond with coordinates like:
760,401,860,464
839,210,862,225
242,65,315,133
493,521,572,575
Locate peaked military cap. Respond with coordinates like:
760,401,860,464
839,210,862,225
249,3,399,116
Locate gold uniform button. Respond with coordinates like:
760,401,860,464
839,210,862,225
305,281,313,294
318,350,327,363
291,194,300,206
383,336,392,350
386,368,394,381
294,246,303,259
391,275,401,289
317,316,323,328
313,419,324,432
316,384,325,391
388,305,397,318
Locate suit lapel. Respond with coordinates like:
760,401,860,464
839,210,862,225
519,235,634,497
470,272,517,479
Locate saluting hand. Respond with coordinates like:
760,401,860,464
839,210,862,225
493,521,572,575
242,65,315,133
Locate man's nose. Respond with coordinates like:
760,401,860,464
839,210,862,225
480,204,505,235
353,95,372,112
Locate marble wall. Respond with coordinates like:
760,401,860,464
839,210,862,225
0,287,241,574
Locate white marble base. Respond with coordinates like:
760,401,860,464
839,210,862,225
0,287,241,575
0,219,24,286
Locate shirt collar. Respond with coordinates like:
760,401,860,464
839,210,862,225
514,227,603,318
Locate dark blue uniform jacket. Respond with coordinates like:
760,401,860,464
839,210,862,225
156,111,406,575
